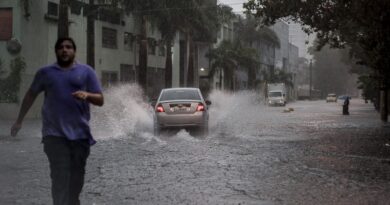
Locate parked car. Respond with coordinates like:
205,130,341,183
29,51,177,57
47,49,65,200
326,93,337,102
153,88,211,136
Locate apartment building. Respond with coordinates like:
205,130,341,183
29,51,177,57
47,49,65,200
0,0,174,118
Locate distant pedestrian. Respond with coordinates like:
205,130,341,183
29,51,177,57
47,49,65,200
343,96,350,115
10,37,104,205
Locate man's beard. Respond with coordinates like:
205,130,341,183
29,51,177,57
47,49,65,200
57,57,74,67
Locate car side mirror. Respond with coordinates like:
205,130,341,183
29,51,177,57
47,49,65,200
205,100,212,106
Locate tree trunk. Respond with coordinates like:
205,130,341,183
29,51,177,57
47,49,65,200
187,33,194,87
380,85,388,122
165,40,172,88
219,68,223,90
58,0,69,38
138,16,148,93
86,0,95,68
248,65,256,89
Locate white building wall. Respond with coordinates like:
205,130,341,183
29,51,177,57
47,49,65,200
0,0,167,119
289,43,299,72
270,20,289,71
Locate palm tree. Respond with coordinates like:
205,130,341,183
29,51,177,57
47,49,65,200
153,0,191,88
232,40,260,89
206,40,237,90
121,0,158,92
261,69,294,88
234,14,280,89
154,0,220,88
183,0,219,87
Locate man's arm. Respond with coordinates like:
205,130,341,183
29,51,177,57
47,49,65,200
11,89,39,136
72,91,104,106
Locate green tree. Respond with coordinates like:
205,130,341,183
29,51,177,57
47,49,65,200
0,57,26,103
153,0,179,88
207,40,259,90
207,40,237,90
261,69,293,88
244,0,390,121
183,0,219,87
121,0,158,93
234,14,280,89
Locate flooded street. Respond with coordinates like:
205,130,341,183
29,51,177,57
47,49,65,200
1,86,390,205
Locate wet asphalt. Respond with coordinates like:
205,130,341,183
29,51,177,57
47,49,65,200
1,97,389,205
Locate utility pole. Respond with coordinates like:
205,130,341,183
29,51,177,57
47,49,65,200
309,59,312,100
87,0,95,68
58,0,69,38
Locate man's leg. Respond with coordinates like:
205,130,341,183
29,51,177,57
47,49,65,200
43,137,71,205
69,140,90,205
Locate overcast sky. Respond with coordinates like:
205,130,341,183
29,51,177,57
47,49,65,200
218,0,247,14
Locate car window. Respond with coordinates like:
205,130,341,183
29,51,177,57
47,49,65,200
160,90,201,101
269,92,282,97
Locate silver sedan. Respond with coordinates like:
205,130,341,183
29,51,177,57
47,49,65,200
153,88,211,136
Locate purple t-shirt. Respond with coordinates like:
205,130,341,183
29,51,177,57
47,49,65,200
30,62,102,145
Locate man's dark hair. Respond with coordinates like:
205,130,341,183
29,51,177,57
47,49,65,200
55,37,77,51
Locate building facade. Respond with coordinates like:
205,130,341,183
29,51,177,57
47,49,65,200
0,0,186,119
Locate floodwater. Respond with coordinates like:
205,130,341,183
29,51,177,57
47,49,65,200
1,84,389,205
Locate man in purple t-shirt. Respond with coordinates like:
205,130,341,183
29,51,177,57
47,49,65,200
11,37,104,205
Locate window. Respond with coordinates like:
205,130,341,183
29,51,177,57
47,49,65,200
158,40,165,56
98,8,121,25
70,1,83,15
101,71,118,87
47,1,58,16
102,27,117,49
147,38,156,55
124,32,134,51
0,8,12,40
160,89,201,101
120,64,136,83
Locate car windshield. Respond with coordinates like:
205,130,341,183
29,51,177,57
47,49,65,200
269,92,282,97
328,94,336,97
160,89,201,101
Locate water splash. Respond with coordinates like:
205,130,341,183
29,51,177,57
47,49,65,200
90,86,279,141
208,90,273,138
91,84,153,140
